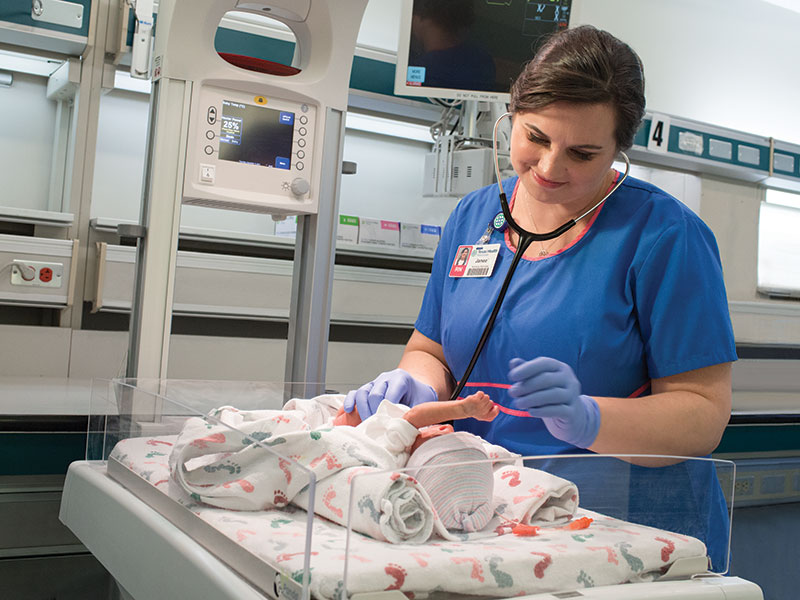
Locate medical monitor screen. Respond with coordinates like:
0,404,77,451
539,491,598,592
219,100,295,170
394,0,572,102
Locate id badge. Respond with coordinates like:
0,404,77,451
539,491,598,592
448,244,500,278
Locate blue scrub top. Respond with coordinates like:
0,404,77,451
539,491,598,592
416,174,737,570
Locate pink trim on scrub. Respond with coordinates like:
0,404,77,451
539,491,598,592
504,171,621,262
462,382,512,390
628,381,651,398
494,404,533,417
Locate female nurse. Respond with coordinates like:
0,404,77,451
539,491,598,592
344,25,737,569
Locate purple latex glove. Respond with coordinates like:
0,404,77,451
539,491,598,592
508,357,600,449
343,368,437,419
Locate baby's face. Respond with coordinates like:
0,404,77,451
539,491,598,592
410,423,454,453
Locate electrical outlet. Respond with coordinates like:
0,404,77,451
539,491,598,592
734,476,755,496
10,260,64,288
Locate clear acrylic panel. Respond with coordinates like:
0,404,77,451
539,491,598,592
87,379,737,600
90,378,371,600
339,454,734,599
87,378,357,461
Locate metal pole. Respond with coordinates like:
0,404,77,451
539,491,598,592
126,77,191,381
284,107,345,400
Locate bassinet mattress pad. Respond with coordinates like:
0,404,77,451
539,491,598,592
109,435,708,599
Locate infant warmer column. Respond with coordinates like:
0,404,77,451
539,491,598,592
126,0,368,391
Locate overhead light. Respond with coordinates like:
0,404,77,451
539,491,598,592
345,112,432,143
114,69,152,94
0,50,62,77
766,188,800,209
0,71,12,87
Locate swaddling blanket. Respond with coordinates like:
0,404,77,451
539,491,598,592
169,397,437,543
493,463,579,526
169,396,579,542
113,434,709,600
169,396,419,510
292,467,435,544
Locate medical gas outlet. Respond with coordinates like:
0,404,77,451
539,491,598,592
10,260,64,288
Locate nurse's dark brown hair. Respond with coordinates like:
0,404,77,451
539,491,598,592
510,25,645,151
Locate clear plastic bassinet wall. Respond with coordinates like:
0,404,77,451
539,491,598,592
86,378,738,600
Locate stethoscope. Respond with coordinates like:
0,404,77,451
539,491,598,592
449,112,631,402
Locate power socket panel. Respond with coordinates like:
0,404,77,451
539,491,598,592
10,260,64,288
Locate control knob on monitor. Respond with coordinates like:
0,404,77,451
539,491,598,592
290,178,310,197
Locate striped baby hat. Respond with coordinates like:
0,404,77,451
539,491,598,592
405,431,494,532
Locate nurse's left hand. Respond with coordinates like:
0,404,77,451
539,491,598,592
508,357,600,449
343,369,437,420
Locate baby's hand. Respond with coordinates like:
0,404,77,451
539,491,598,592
459,391,499,422
333,406,362,427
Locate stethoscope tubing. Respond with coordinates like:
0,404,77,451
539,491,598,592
448,112,630,402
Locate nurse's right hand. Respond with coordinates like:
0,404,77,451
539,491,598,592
343,369,437,419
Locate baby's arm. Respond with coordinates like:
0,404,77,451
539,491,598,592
402,391,498,429
333,391,498,429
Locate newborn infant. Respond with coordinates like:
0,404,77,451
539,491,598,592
172,391,502,534
334,392,499,532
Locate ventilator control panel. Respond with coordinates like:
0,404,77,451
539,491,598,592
183,84,317,215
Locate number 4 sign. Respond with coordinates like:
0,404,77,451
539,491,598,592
647,114,671,153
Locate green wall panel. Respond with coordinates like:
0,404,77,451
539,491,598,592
0,0,91,37
214,28,295,66
716,425,800,455
0,433,85,476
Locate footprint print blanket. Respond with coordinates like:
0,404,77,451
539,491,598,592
110,433,708,599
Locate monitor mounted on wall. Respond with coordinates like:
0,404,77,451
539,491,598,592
394,0,572,104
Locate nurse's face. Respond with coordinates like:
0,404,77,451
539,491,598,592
510,102,618,209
